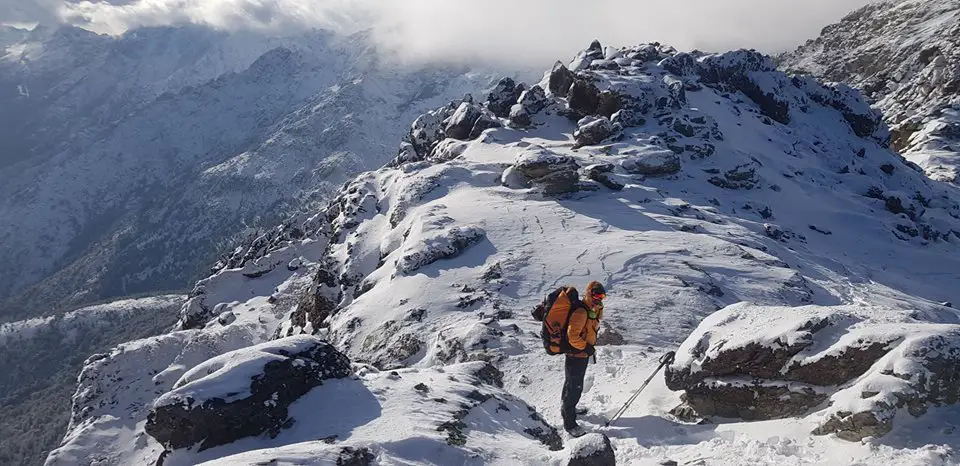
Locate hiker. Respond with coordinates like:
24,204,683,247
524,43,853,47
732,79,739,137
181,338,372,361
532,280,607,436
561,281,605,435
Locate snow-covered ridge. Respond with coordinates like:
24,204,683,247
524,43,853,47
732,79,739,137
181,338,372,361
49,39,960,465
0,295,185,347
780,0,960,183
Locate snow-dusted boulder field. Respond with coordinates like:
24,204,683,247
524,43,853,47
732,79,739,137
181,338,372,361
781,0,960,184
47,39,960,465
666,303,960,440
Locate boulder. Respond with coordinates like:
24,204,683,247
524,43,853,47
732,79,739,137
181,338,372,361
567,80,601,116
509,104,532,127
509,85,550,127
665,303,960,441
513,147,582,194
145,336,352,451
445,102,483,140
549,61,577,96
567,433,615,466
518,85,548,114
486,77,524,118
574,116,617,148
584,163,624,191
410,111,446,158
596,90,622,118
620,151,681,177
469,111,501,139
585,39,604,60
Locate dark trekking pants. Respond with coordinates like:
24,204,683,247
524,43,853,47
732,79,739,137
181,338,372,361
561,355,589,429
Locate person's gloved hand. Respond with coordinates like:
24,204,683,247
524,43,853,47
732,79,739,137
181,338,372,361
584,344,595,357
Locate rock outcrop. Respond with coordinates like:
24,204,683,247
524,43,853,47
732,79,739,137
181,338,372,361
666,303,960,440
145,336,352,451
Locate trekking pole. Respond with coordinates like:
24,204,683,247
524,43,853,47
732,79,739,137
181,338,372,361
604,351,676,427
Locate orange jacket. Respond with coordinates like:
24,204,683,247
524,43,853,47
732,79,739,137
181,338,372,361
567,281,604,358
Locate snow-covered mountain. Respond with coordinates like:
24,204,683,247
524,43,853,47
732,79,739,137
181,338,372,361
780,0,960,184
0,25,500,319
46,40,960,466
0,294,184,466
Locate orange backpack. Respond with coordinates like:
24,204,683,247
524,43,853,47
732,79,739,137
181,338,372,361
531,286,580,355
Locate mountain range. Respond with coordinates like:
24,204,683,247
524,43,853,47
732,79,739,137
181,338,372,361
1,1,959,465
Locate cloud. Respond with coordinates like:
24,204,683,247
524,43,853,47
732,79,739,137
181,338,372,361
14,0,874,68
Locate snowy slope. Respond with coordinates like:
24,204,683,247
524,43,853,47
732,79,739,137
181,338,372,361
0,25,499,318
780,0,960,184
49,42,960,466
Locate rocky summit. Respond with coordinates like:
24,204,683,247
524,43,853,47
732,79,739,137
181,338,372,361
42,36,960,466
780,0,960,184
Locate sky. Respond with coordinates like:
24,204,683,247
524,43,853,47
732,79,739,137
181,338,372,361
1,0,877,67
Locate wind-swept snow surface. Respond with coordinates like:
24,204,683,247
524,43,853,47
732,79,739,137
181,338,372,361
49,41,960,466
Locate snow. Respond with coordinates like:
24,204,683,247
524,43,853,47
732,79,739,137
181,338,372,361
48,40,960,466
155,334,325,407
0,295,185,347
780,0,960,183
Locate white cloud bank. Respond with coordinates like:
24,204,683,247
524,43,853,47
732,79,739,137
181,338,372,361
6,0,876,67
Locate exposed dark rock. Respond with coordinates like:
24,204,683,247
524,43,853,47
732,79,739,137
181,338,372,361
707,164,759,189
584,163,624,191
524,426,564,451
549,62,577,96
396,226,486,275
699,50,790,124
469,112,501,139
486,77,524,118
510,85,549,127
784,341,893,385
680,381,828,421
586,39,604,60
445,102,483,140
596,90,622,118
568,80,602,115
335,446,376,466
813,409,892,441
513,149,582,195
596,326,626,345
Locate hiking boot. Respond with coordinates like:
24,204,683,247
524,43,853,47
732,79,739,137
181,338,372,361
565,424,587,438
